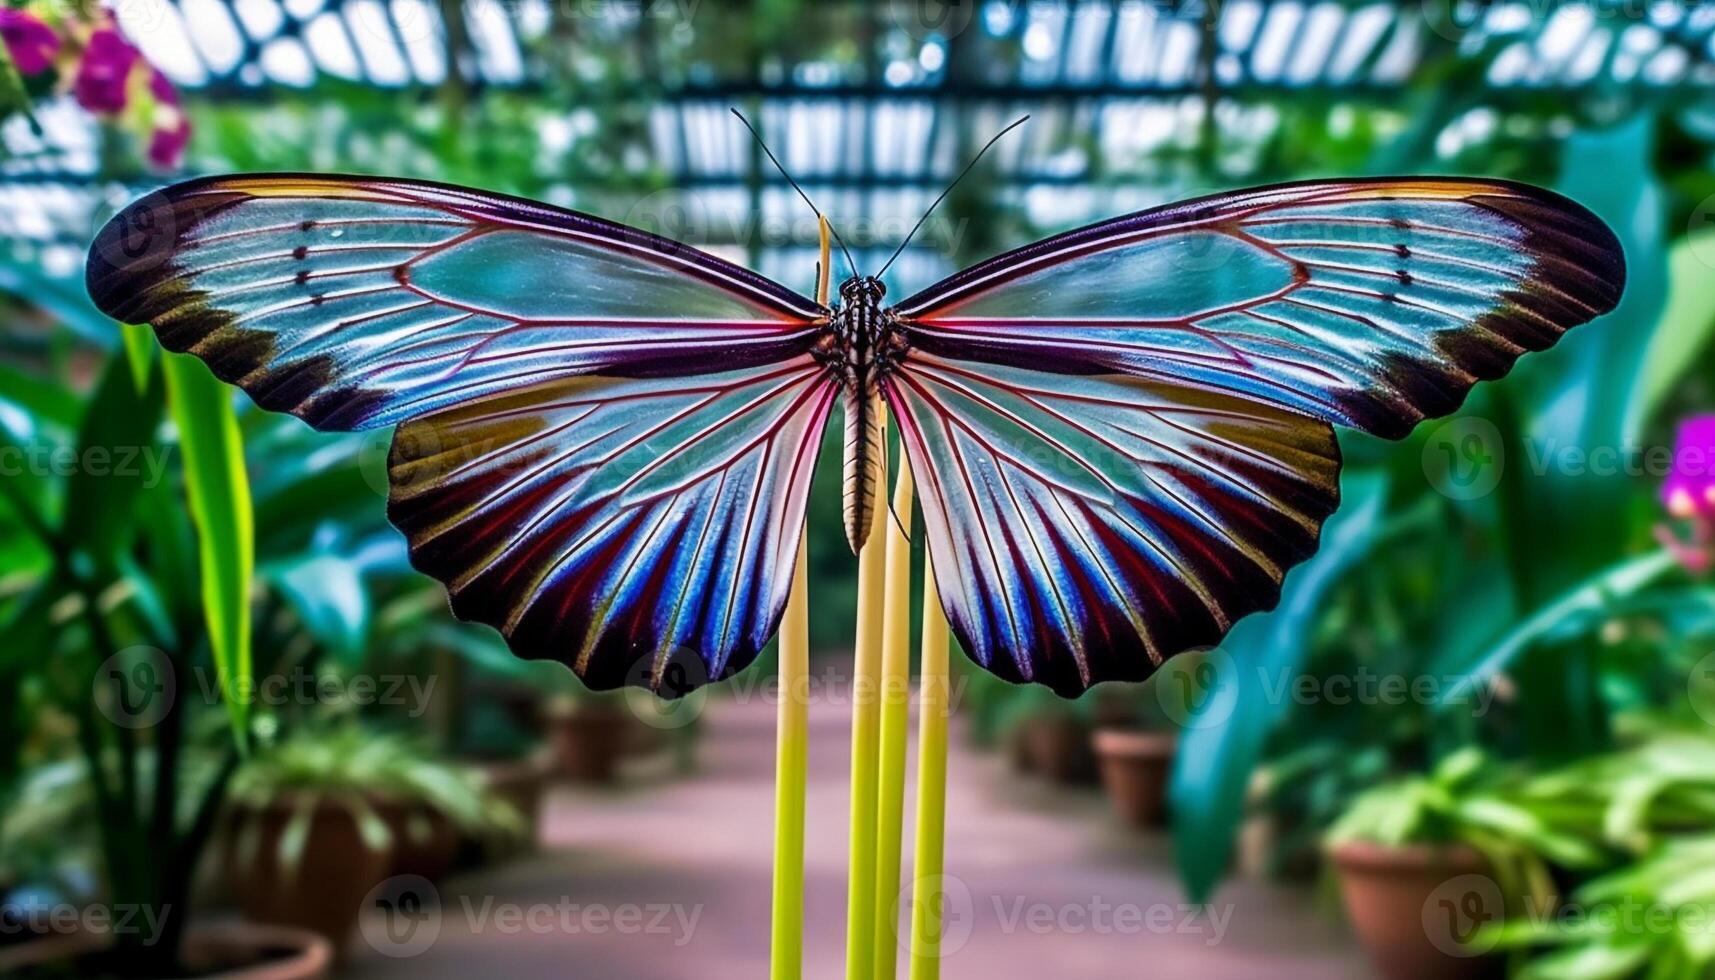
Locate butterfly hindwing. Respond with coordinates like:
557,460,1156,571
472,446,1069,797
387,356,838,696
883,351,1340,696
896,178,1625,438
86,174,825,431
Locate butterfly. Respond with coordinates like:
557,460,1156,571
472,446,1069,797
85,169,1624,699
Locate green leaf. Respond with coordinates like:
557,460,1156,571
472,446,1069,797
119,324,157,394
1436,549,1680,707
0,361,80,435
163,353,254,750
1170,471,1390,901
0,255,118,345
1630,230,1715,435
60,356,167,569
1519,942,1653,980
262,554,368,665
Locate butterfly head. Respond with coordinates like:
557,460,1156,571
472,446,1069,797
837,275,886,308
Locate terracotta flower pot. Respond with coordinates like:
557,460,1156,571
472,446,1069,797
547,704,632,784
1021,714,1096,785
179,923,333,979
379,801,460,882
0,922,330,979
475,755,549,850
225,796,393,957
1092,729,1176,828
1329,840,1506,980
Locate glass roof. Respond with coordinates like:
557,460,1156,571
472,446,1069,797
5,0,1713,302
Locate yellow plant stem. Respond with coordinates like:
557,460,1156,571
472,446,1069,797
907,560,951,980
845,410,889,980
771,216,829,980
770,533,811,980
871,461,916,977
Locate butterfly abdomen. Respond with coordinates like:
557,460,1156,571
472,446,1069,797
842,376,882,553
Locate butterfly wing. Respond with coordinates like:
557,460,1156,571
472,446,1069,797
389,357,837,696
86,174,825,430
887,178,1624,693
86,174,837,695
882,353,1340,696
895,178,1624,438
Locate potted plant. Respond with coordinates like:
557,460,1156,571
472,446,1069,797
1481,835,1715,978
0,353,342,978
996,689,1095,786
1326,749,1606,980
1090,680,1184,829
544,687,635,785
223,723,520,954
447,693,551,859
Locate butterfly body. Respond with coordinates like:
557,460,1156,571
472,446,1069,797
822,275,907,552
86,173,1625,699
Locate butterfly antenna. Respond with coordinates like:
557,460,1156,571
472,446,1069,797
730,107,860,281
876,114,1030,280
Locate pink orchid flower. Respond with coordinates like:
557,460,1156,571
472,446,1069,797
0,8,59,76
73,23,139,114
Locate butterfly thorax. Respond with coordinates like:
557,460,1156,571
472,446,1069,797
819,276,906,553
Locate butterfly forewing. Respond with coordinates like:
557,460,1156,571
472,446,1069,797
86,175,826,430
896,178,1625,439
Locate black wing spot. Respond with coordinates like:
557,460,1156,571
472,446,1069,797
292,245,309,261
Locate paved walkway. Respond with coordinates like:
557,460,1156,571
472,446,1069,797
346,689,1367,978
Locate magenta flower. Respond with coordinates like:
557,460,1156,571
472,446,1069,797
0,8,59,76
1664,416,1715,519
73,25,139,114
147,113,190,168
144,69,189,168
